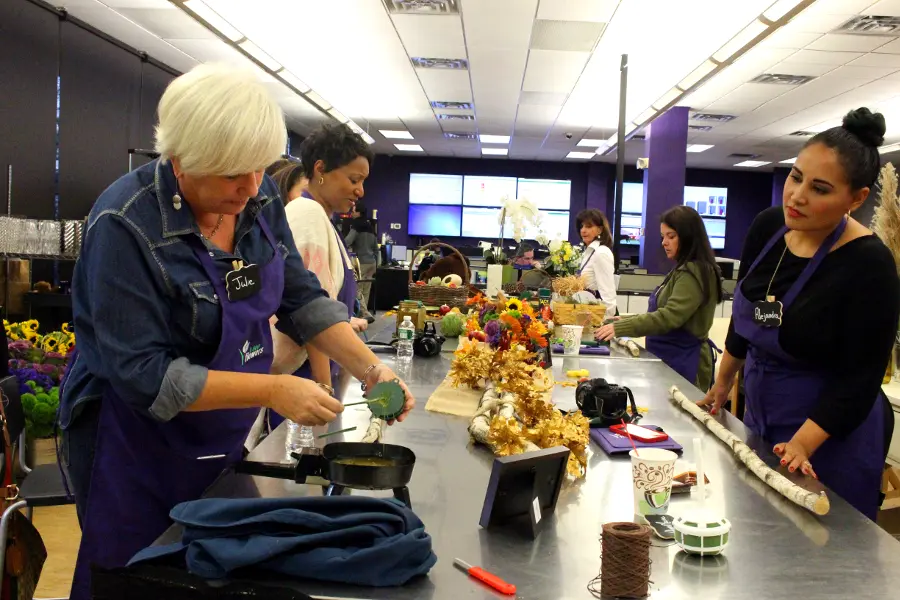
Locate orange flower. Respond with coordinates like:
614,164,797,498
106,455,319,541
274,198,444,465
532,335,548,348
500,313,522,335
467,293,484,306
527,321,548,339
519,302,535,318
466,317,481,333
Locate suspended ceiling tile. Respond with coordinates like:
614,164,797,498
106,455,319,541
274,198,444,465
390,14,466,58
530,19,606,52
522,49,590,93
867,0,900,16
802,0,881,15
416,69,473,102
787,49,864,65
515,103,563,126
513,121,551,137
461,0,537,50
519,91,569,105
782,12,858,34
806,34,896,53
760,29,822,50
770,59,839,77
827,64,900,80
536,0,618,22
875,38,900,54
469,49,527,110
439,117,479,133
850,52,900,67
101,0,174,7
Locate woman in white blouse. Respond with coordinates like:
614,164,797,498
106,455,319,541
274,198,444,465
576,209,617,316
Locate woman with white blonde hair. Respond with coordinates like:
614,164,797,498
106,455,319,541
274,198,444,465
60,64,414,600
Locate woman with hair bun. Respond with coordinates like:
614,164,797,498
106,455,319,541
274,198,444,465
701,108,900,520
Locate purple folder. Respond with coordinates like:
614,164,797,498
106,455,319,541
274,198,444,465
551,344,610,356
590,425,684,455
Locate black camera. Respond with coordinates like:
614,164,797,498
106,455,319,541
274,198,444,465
413,321,445,358
575,378,640,428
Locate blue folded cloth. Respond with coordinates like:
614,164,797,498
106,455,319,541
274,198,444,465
128,496,437,587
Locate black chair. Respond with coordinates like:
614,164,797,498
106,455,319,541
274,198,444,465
0,374,75,592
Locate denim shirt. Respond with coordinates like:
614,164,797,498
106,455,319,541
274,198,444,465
60,159,348,429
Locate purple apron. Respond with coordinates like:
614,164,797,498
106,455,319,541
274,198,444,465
69,216,285,599
733,218,886,520
268,199,356,430
645,273,718,389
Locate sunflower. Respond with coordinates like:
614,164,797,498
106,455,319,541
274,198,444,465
505,298,523,312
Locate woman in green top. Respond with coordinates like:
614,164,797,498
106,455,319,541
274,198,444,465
595,205,723,390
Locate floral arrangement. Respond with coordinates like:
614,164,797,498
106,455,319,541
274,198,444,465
545,239,582,277
483,196,550,264
448,292,589,478
462,293,549,356
6,320,74,439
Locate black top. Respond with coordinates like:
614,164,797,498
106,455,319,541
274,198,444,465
726,206,900,438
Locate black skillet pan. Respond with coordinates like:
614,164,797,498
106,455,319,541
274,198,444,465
237,442,416,491
322,442,416,490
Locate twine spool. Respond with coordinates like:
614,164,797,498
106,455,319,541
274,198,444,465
590,522,652,599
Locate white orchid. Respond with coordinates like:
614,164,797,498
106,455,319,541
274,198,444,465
499,195,544,243
548,239,563,253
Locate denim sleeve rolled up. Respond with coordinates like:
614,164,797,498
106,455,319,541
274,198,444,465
60,160,349,428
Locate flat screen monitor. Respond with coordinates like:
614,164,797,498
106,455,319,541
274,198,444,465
408,204,462,237
463,176,518,207
702,216,726,250
516,178,572,210
409,173,463,205
461,206,501,238
527,210,571,240
620,182,644,214
685,186,728,217
391,245,408,262
620,213,643,245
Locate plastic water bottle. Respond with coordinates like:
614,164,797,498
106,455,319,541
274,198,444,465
285,420,315,458
397,316,415,363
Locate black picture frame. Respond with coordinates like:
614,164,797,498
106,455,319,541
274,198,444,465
479,446,570,539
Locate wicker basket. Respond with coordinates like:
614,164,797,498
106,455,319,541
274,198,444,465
551,301,607,326
408,242,471,309
502,268,552,295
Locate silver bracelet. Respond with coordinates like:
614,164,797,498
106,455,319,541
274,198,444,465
360,364,383,392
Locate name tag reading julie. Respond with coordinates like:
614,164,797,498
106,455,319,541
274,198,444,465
753,295,783,327
225,260,261,301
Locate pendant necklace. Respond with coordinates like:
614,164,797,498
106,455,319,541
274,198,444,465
201,214,225,240
753,241,788,327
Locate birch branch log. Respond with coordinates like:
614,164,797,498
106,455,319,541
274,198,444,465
669,386,830,516
468,384,539,452
612,337,641,357
360,416,385,443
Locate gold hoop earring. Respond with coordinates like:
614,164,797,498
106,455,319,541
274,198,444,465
318,176,324,185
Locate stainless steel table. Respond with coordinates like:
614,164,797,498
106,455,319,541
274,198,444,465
150,354,900,600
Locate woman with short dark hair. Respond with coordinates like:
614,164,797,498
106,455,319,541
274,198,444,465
270,124,377,427
575,208,617,315
702,108,899,520
596,205,722,391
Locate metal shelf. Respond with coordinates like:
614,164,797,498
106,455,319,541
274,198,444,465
0,253,78,261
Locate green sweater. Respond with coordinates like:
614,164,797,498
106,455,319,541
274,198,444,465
614,262,719,390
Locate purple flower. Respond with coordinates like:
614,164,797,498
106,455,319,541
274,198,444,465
484,319,502,346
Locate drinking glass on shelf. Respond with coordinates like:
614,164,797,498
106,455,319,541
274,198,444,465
23,220,40,255
40,220,61,256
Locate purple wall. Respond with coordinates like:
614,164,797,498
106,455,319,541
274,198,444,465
772,167,790,207
361,155,775,261
640,107,689,274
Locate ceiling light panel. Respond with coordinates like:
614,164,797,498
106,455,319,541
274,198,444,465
880,142,900,155
238,40,281,71
482,148,509,156
537,0,619,22
395,144,424,152
734,160,771,167
780,157,797,163
380,130,414,139
382,0,460,14
558,0,773,133
762,0,812,22
713,19,769,63
567,151,596,159
480,135,511,144
687,144,714,152
208,0,430,121
578,138,608,147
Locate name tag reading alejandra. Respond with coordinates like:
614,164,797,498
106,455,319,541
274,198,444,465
753,295,783,327
225,260,261,301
